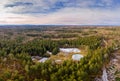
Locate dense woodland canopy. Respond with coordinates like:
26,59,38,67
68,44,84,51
0,26,120,81
0,36,101,57
0,35,115,81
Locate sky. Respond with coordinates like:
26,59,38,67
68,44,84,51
0,0,120,25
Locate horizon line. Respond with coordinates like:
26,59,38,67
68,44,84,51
0,24,120,26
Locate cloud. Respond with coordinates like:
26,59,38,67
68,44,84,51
41,7,120,25
5,2,33,8
0,0,120,25
2,0,117,14
2,0,59,14
101,0,113,6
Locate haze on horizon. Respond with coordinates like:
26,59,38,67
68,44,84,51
0,0,120,25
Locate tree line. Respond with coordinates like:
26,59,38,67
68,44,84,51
0,36,102,57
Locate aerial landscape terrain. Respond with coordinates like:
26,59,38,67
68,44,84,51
0,25,120,81
1,0,120,81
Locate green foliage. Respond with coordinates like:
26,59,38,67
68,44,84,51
116,77,120,81
0,36,113,81
0,46,113,81
52,47,59,55
0,36,101,57
57,36,102,49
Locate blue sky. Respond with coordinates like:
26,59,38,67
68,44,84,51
0,0,120,25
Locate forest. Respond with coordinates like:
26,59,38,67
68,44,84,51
0,26,120,81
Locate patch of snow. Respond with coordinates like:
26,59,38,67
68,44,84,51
32,58,36,61
102,67,108,81
31,56,42,60
72,54,83,61
47,51,52,55
38,58,48,63
60,48,81,53
94,77,102,81
112,59,118,62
